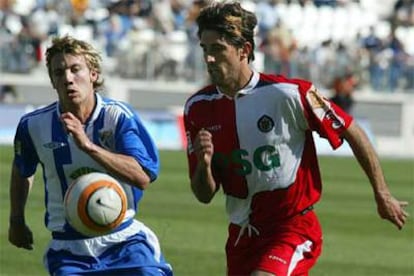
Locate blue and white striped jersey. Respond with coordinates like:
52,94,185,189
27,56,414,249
13,93,159,236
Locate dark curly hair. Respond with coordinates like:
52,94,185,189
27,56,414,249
196,1,257,62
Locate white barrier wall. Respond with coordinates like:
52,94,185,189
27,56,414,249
352,92,414,158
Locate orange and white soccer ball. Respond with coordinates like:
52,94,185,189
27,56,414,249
64,172,127,237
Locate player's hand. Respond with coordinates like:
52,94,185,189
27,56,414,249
375,192,409,230
61,112,93,151
8,222,34,250
194,129,214,167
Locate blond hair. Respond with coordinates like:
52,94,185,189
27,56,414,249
46,36,104,89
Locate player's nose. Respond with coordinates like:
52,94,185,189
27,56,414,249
63,70,74,83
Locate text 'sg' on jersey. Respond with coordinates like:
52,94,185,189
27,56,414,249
184,72,353,226
13,93,159,233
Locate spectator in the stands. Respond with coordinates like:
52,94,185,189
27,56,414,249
184,0,210,82
330,72,358,114
362,26,384,91
262,22,298,77
386,28,408,92
313,0,337,7
255,0,280,42
393,0,414,26
0,85,18,103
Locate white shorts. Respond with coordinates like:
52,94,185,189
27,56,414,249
44,220,173,275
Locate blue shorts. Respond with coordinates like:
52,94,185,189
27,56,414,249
44,220,173,276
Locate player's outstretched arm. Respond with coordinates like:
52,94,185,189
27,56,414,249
342,122,409,229
9,164,34,250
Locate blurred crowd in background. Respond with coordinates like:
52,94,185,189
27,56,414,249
1,0,414,105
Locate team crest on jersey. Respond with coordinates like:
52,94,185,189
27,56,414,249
257,115,274,133
98,130,114,148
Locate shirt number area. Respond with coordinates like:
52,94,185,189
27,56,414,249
212,145,280,199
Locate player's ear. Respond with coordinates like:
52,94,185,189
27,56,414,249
240,42,252,61
90,70,98,82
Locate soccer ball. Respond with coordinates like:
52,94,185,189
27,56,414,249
64,172,127,237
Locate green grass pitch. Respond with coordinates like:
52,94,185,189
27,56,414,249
0,145,413,275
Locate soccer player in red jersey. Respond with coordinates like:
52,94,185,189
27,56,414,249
183,2,409,275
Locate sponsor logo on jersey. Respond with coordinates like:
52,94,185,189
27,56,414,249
70,167,100,180
268,254,287,264
43,141,67,149
257,115,274,133
213,145,280,176
325,109,345,129
206,124,222,132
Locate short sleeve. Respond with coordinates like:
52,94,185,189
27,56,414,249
115,112,160,182
183,101,200,179
13,119,39,177
303,87,353,149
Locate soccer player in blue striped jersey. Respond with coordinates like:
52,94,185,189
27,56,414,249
8,36,173,276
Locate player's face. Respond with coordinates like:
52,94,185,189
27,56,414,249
200,30,244,90
50,53,97,110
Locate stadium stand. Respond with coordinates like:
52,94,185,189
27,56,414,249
1,0,413,157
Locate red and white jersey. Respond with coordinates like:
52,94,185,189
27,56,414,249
184,71,353,227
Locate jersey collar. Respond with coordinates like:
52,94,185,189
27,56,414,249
56,93,103,125
238,70,260,96
87,93,103,124
217,71,260,98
